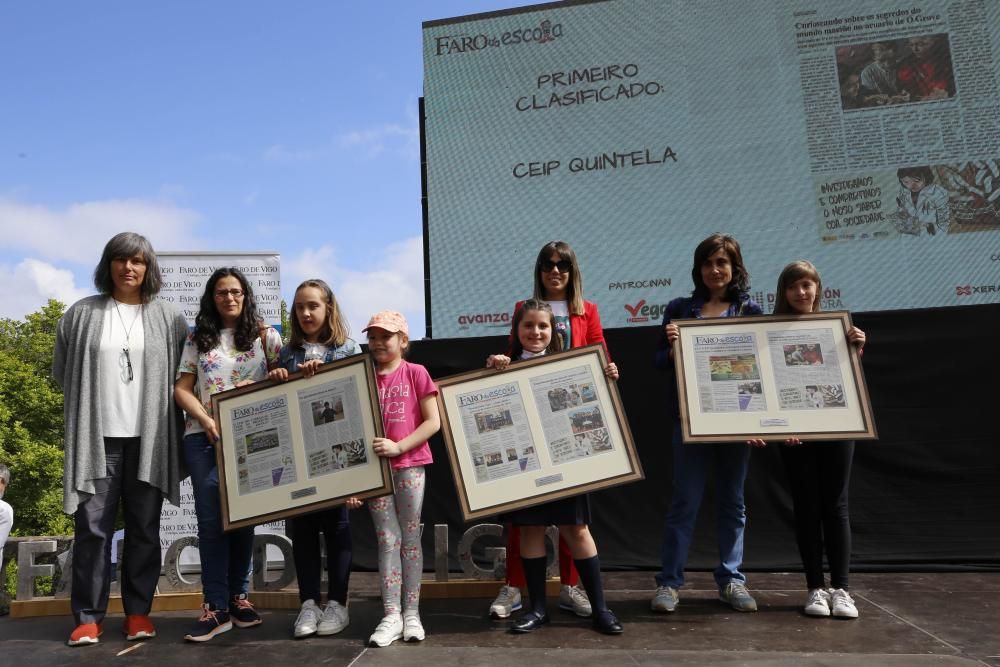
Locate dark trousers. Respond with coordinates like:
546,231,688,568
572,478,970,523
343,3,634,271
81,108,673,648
71,437,163,625
780,441,854,590
291,505,352,605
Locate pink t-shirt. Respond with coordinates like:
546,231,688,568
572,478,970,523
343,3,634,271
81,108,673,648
376,360,437,470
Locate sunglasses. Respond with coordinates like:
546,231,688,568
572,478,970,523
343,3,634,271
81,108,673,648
540,259,572,273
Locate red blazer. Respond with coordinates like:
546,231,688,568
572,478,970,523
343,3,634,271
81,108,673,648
509,300,610,358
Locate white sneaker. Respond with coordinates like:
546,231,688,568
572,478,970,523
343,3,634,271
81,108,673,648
402,612,425,642
293,599,320,638
559,584,592,617
830,588,859,619
803,588,831,617
489,585,522,619
368,615,403,647
317,600,349,636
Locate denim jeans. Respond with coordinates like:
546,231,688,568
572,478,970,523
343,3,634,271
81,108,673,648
655,423,750,590
183,432,254,610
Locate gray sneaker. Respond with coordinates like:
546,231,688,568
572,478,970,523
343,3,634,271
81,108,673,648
558,584,592,618
650,585,679,613
719,582,757,612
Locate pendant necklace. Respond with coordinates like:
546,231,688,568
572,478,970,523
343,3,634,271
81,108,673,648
113,299,142,382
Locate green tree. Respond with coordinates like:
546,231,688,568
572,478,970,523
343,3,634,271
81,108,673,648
279,298,290,344
0,300,72,539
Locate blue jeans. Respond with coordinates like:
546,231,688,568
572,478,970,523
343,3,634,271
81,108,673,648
655,423,750,590
183,432,254,610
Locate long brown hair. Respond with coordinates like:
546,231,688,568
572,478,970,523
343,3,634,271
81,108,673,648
532,241,585,316
289,279,350,348
773,260,822,314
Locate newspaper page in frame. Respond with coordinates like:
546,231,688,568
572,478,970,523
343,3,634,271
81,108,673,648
692,332,768,414
767,326,849,410
529,365,615,465
456,383,541,483
231,395,298,496
296,375,370,479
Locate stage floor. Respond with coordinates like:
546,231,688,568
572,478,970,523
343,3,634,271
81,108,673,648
2,571,997,666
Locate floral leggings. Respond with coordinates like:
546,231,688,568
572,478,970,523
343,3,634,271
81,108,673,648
368,466,425,616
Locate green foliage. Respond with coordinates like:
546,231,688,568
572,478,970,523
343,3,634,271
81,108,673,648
0,300,73,539
279,299,290,344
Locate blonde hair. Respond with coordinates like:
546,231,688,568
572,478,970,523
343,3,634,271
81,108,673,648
289,279,351,348
773,260,822,314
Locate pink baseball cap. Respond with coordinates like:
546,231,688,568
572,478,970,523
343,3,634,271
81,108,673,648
363,310,409,336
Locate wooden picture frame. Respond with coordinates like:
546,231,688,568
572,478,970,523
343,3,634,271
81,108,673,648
674,312,877,443
211,354,392,530
436,344,644,522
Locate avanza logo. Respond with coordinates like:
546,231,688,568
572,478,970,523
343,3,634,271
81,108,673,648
624,300,667,324
457,311,510,329
433,20,562,56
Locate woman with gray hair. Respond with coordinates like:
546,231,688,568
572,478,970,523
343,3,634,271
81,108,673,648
53,232,188,647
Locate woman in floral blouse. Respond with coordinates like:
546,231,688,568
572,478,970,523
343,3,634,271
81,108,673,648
174,267,282,642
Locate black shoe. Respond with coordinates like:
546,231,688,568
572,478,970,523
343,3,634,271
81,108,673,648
510,611,550,633
593,609,623,635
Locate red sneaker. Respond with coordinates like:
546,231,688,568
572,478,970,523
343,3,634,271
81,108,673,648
67,622,102,646
124,614,157,640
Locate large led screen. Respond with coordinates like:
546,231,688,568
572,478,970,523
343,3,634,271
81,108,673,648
423,0,1000,338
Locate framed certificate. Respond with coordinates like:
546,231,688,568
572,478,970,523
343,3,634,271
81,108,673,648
435,344,644,522
211,354,392,530
673,312,877,443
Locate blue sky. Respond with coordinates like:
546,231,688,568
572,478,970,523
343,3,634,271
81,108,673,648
0,1,526,337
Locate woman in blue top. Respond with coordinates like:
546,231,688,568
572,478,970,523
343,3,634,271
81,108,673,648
267,279,362,638
651,233,764,614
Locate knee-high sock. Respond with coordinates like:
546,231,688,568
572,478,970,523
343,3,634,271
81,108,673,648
574,555,607,614
521,556,548,615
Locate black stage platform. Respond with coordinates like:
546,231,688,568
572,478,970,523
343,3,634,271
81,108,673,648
3,571,997,666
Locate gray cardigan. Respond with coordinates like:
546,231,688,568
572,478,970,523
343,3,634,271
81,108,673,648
53,295,189,513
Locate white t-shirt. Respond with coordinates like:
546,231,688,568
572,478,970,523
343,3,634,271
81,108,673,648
99,300,144,437
0,498,12,572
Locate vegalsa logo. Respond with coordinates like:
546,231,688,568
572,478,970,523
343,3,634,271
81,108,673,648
434,19,563,56
457,311,511,329
624,300,667,324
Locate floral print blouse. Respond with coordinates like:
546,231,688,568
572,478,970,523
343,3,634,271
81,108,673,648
176,327,282,436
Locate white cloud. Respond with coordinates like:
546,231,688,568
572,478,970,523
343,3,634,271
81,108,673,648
283,237,427,340
338,122,419,160
0,197,203,264
0,258,91,319
261,144,321,163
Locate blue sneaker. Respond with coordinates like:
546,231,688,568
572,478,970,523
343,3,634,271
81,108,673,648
230,593,262,628
184,604,232,642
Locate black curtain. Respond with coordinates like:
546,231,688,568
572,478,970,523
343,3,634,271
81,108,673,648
346,304,1000,572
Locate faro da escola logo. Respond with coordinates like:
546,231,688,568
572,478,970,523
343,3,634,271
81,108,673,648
433,19,562,56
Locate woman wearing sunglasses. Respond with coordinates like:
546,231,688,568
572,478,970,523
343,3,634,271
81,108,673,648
489,241,618,632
